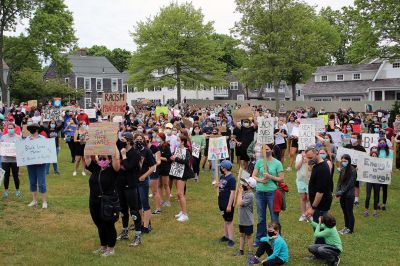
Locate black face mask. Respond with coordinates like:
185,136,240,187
28,128,37,134
134,140,144,150
268,231,276,237
308,158,317,166
242,185,248,191
121,142,127,149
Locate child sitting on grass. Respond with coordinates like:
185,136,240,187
307,213,342,266
249,222,289,265
233,176,257,264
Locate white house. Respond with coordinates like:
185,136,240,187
302,59,400,102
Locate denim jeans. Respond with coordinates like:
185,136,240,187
256,190,278,243
46,146,60,175
27,164,47,193
137,177,150,211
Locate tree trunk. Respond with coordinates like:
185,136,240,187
0,27,8,105
245,85,249,100
274,80,280,112
291,82,296,101
176,62,181,103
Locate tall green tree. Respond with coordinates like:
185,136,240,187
0,0,37,104
129,2,226,103
3,35,41,72
211,33,246,73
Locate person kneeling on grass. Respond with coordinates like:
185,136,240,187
307,213,342,266
249,222,289,265
233,176,257,264
217,160,236,247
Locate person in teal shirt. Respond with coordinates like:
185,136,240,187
377,138,392,211
307,213,342,266
190,125,206,181
252,144,284,245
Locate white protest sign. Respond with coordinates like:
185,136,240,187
327,132,343,146
357,156,392,185
84,109,97,119
336,146,366,165
298,124,315,150
257,117,274,144
16,138,57,166
0,142,16,157
208,136,229,160
301,118,326,133
192,142,201,158
361,133,379,153
43,108,62,121
169,148,186,178
291,126,300,137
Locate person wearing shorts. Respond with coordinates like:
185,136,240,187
295,151,309,222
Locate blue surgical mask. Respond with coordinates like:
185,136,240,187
320,154,327,159
50,124,55,129
374,128,379,133
341,162,348,167
8,129,15,135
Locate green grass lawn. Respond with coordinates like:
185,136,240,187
1,143,399,266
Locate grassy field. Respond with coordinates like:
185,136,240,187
1,142,399,266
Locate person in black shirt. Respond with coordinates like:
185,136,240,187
345,132,366,206
116,132,143,246
84,147,120,257
305,145,333,244
45,119,63,176
232,122,242,166
239,119,257,170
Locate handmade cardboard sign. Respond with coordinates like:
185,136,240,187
357,156,392,185
28,100,37,108
298,124,315,150
192,142,201,158
232,107,253,123
169,148,186,178
208,136,229,160
300,118,325,133
84,109,97,119
101,93,126,116
0,142,16,157
361,133,379,153
257,117,274,144
85,123,119,155
16,138,57,166
43,108,62,121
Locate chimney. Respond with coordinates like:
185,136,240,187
79,48,87,56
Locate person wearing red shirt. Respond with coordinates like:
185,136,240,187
76,109,90,125
3,118,21,135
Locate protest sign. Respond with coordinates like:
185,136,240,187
169,148,186,178
0,142,16,157
300,118,326,133
318,114,329,126
357,156,392,185
232,107,253,123
101,93,126,116
16,138,57,166
84,109,97,119
298,124,315,150
208,136,229,160
28,100,37,108
362,133,379,153
85,123,119,156
53,98,62,107
327,131,343,146
61,106,78,112
192,142,201,158
112,116,123,123
43,108,62,121
336,146,366,165
182,118,193,129
257,117,274,144
156,106,169,117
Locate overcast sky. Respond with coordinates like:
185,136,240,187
7,0,353,51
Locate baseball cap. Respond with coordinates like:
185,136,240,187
219,160,232,170
240,176,257,189
122,132,134,141
165,123,173,129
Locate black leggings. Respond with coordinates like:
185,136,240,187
380,184,388,205
118,187,141,231
340,196,355,232
255,242,285,266
230,148,235,163
365,183,380,210
192,154,201,175
2,162,19,190
67,140,75,160
89,199,117,247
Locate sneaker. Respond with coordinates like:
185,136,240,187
28,200,38,207
219,236,229,243
54,172,60,176
152,210,161,215
339,228,351,235
129,235,141,246
42,201,48,209
3,191,9,199
338,228,346,234
232,250,244,256
382,205,386,211
101,249,115,257
15,191,21,198
333,257,341,266
298,214,307,222
248,256,260,264
373,213,378,218
304,255,318,260
286,167,292,171
175,211,183,218
72,171,77,176
227,240,235,247
116,229,129,240
82,171,86,176
363,210,369,217
194,177,199,182
92,247,107,255
162,201,171,207
354,201,359,207
177,213,189,222
142,226,150,234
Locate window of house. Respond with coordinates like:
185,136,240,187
336,74,344,81
157,68,165,75
374,91,382,101
340,97,361,102
353,73,361,80
123,84,128,93
84,78,91,92
230,82,239,90
96,98,102,105
148,87,154,92
96,78,103,92
393,62,400,68
312,97,332,102
237,94,245,101
84,98,91,108
168,86,174,91
65,78,70,86
155,87,162,91
111,78,118,92
297,90,301,97
321,75,328,82
385,91,395,100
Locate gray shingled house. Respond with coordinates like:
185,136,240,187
44,50,123,108
302,59,400,102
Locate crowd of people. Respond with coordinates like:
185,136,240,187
0,101,396,265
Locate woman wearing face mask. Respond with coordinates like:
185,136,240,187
336,154,356,235
190,125,206,182
45,119,62,175
295,150,310,222
170,135,194,222
64,119,77,163
252,144,284,246
274,120,288,164
364,150,381,218
377,138,392,211
157,132,172,207
1,123,22,199
201,119,215,171
73,121,88,176
145,134,162,215
26,123,49,209
84,147,121,256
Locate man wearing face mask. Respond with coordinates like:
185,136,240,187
77,109,90,125
305,145,333,244
239,119,257,170
344,132,366,206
